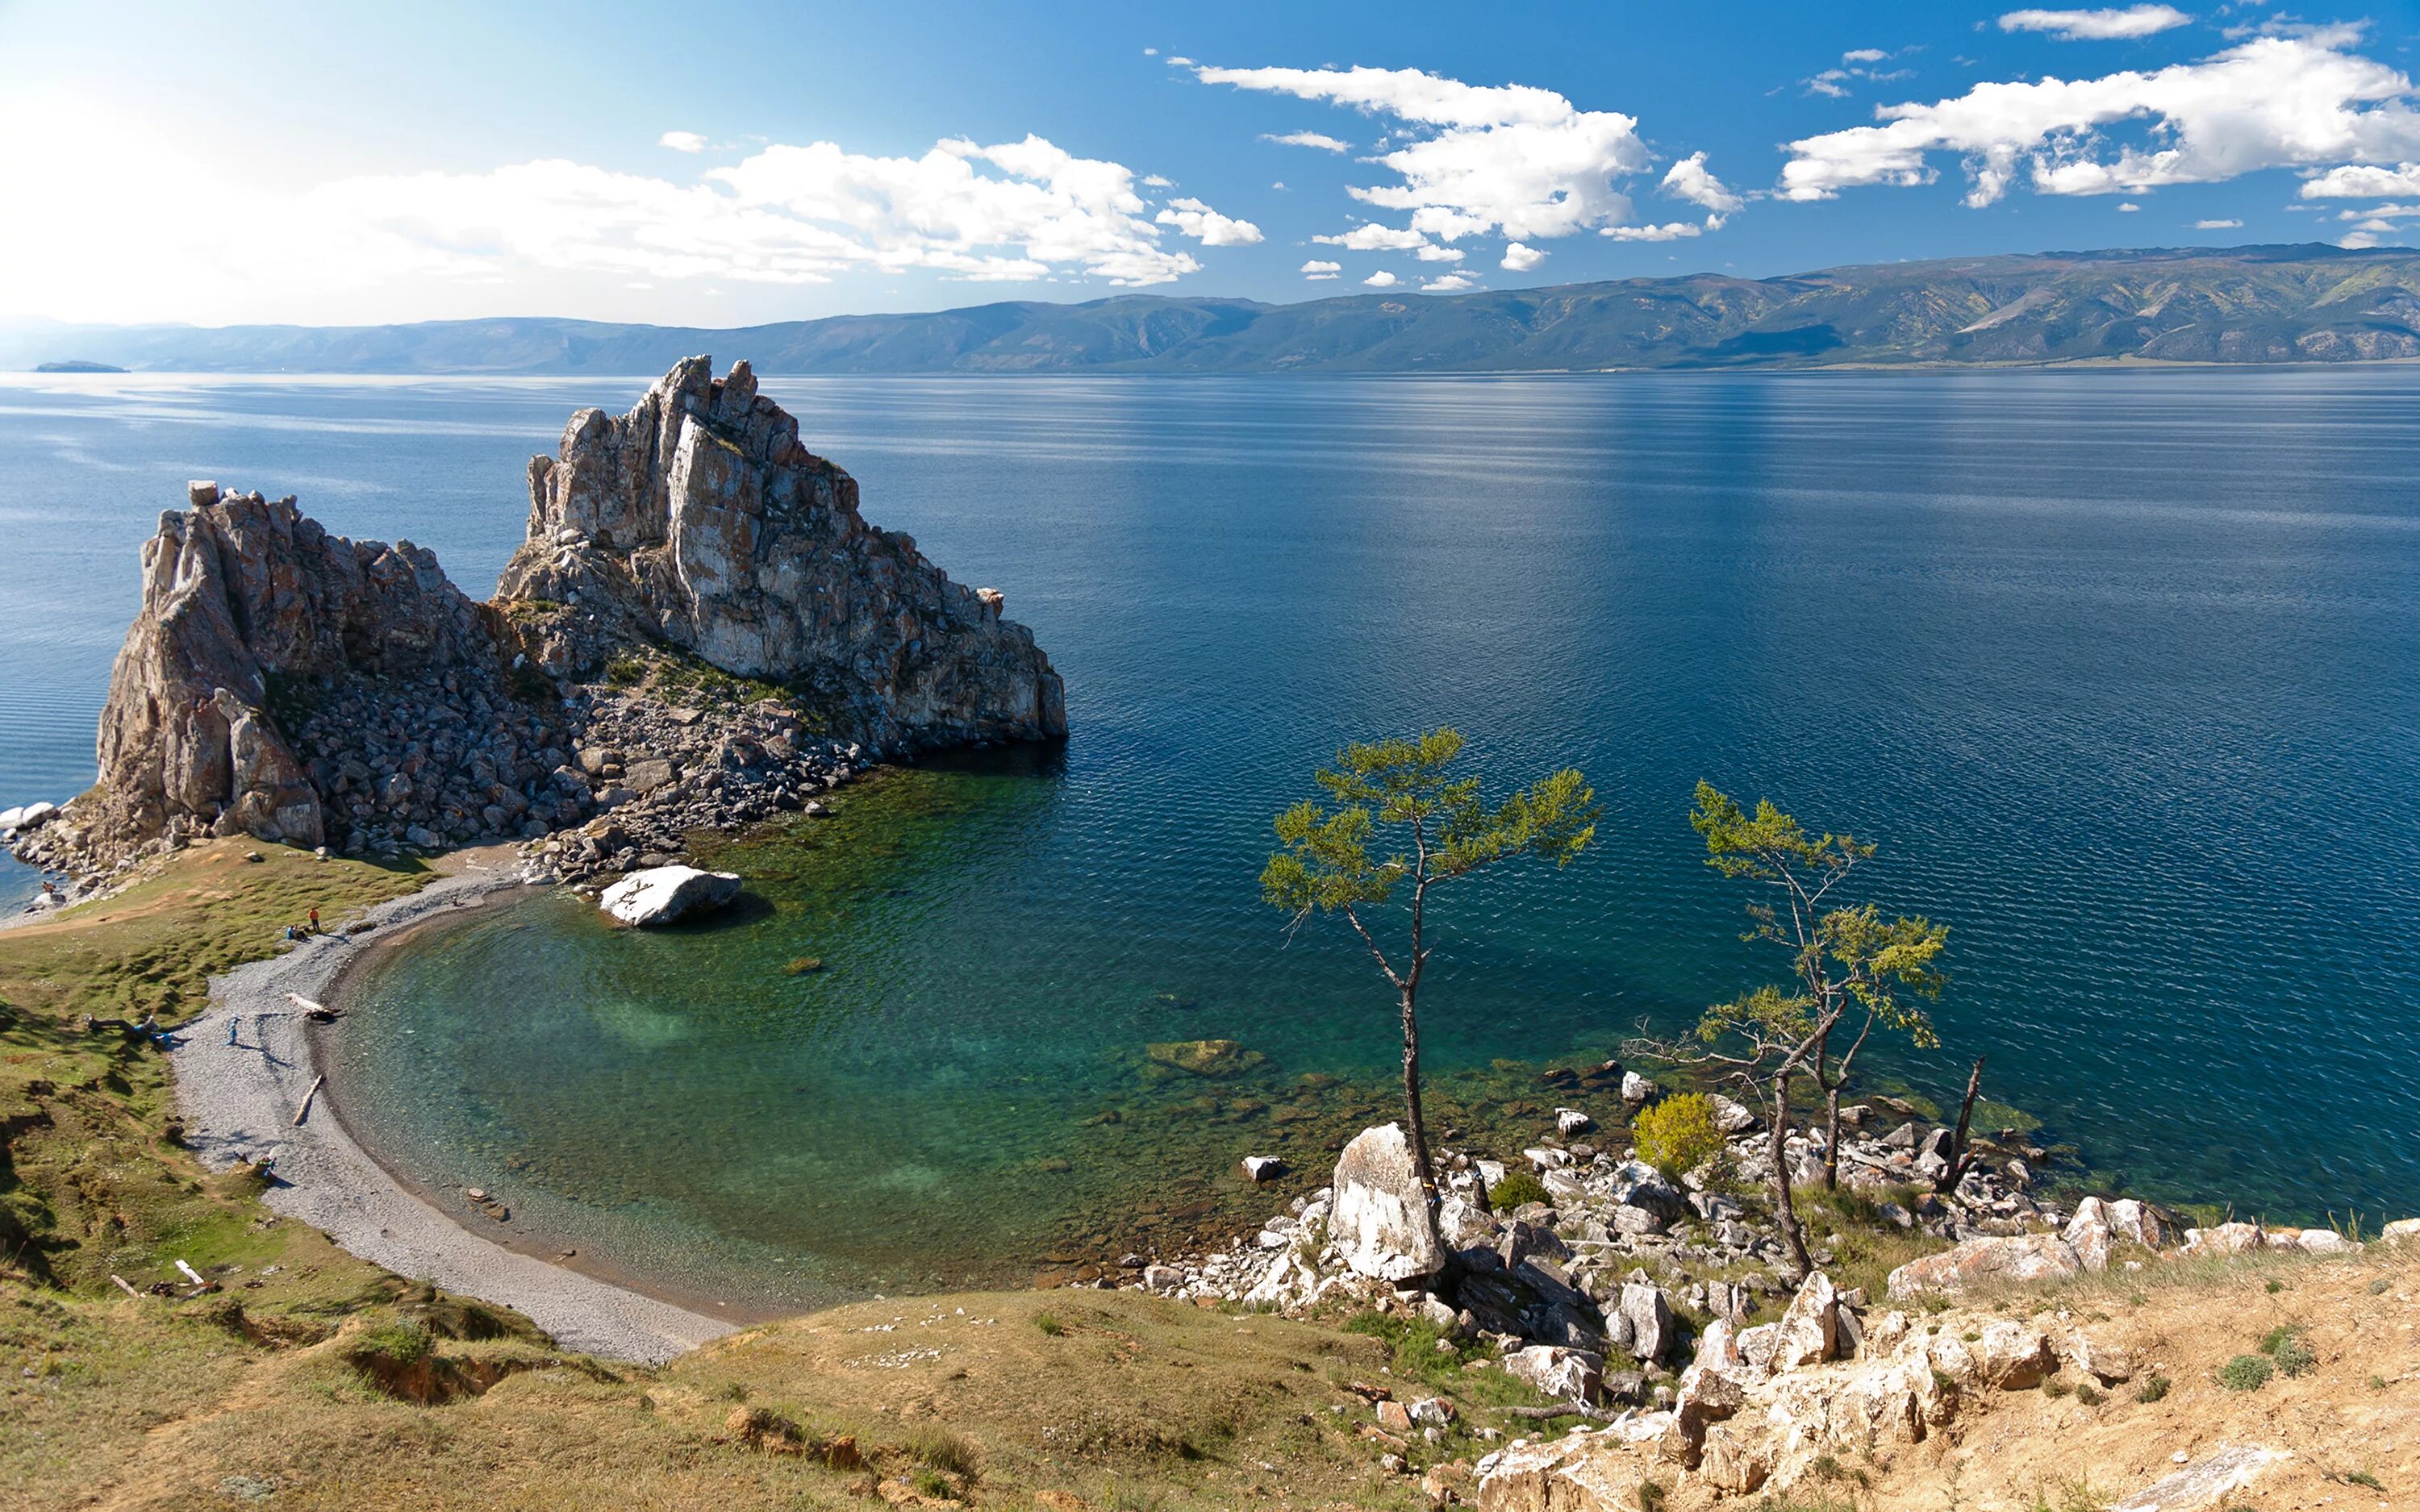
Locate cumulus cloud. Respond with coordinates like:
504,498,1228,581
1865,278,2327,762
1415,244,1466,261
1662,152,1744,219
2299,162,2420,197
0,119,1258,323
1188,60,1703,253
1264,131,1352,152
2119,199,2142,209
1313,222,1433,251
1844,48,1893,64
1154,196,1266,245
1364,269,1400,286
1142,173,1175,188
1500,241,1547,270
660,131,709,153
2330,201,2420,219
1780,33,2420,207
1997,6,2194,40
2193,217,2244,227
1422,273,1478,291
1301,259,1342,279
1602,221,1704,241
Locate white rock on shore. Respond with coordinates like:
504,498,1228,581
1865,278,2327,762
1330,1123,1446,1282
599,865,742,927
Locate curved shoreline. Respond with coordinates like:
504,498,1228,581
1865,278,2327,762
173,852,736,1364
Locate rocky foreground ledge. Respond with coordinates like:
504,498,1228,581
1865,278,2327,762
1111,1106,2418,1506
10,358,1063,894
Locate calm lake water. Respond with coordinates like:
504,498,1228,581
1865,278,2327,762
4,369,2416,1306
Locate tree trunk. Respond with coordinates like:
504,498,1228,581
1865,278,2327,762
1822,1083,1843,1191
1934,1055,1986,1194
1768,1073,1812,1281
1398,986,1447,1259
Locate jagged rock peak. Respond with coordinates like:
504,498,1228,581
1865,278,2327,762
497,357,1065,745
86,482,495,853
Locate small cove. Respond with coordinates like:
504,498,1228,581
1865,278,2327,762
6,369,2419,1307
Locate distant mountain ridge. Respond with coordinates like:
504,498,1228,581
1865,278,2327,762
10,244,2418,374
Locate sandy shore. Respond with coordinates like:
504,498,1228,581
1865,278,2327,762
173,853,736,1364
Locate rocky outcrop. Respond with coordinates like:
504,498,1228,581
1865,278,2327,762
23,360,1064,876
496,357,1062,749
66,484,499,856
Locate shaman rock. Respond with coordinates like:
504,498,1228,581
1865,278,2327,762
1329,1123,1446,1282
498,357,1064,748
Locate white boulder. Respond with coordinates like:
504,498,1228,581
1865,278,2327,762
599,864,743,927
1329,1123,1445,1282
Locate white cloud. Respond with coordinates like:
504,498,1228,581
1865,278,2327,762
0,114,1256,321
1363,270,1400,286
1314,223,1433,251
2119,199,2142,209
1142,173,1175,188
1997,6,2194,40
1844,48,1892,64
1601,221,1704,241
2336,202,2420,219
2193,216,2244,227
1422,273,1478,291
1661,152,1744,219
2299,161,2420,197
2342,230,2380,247
1264,131,1352,152
660,131,709,154
1500,241,1547,270
1780,34,2420,207
1301,259,1342,279
1415,244,1466,261
1190,62,1695,244
1154,196,1266,246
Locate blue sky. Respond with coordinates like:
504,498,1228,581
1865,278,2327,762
3,0,2417,325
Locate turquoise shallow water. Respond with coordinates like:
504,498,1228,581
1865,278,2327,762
5,369,2418,1304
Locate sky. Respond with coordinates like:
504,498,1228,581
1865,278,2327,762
3,0,2418,327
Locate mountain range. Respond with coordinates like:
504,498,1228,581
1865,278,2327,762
9,243,2418,375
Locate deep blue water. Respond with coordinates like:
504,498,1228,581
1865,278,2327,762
4,369,2416,1297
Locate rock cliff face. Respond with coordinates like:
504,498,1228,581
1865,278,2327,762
32,360,1063,874
81,484,499,854
497,356,1064,748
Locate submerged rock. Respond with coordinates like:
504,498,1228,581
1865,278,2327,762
599,865,742,927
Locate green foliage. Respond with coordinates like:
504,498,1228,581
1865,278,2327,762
1636,1482,1667,1512
2215,1354,2274,1391
1340,1310,1462,1390
602,652,646,689
2074,1382,2104,1406
1034,1312,1066,1336
1262,729,1599,923
2134,1372,2171,1403
909,1427,979,1478
2259,1325,2317,1377
2342,1470,2385,1491
1632,1093,1725,1179
1487,1169,1553,1210
349,1321,433,1368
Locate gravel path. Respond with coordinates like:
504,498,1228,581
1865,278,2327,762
173,859,735,1364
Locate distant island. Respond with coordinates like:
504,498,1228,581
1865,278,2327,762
32,359,127,373
5,244,2416,375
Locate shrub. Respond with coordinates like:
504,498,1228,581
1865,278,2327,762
2343,1470,2385,1492
2266,1278,2284,1294
2271,1335,2318,1378
2216,1354,2273,1391
1636,1482,1667,1512
2134,1372,2171,1403
1632,1093,1724,1179
2075,1383,2104,1406
1034,1312,1065,1337
1488,1169,1553,1210
910,1427,978,1479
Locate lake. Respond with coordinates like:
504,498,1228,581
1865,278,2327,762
4,368,2415,1307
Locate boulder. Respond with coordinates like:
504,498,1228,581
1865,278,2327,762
1770,1270,1841,1370
2106,1198,2167,1249
1330,1124,1446,1282
1502,1344,1602,1405
2063,1197,2115,1272
1708,1093,1759,1133
1555,1107,1595,1137
1238,1155,1286,1183
2109,1443,2282,1512
1886,1233,2082,1299
0,802,56,833
2382,1217,2420,1245
1617,1282,1677,1364
1620,1072,1654,1103
1148,1039,1266,1077
2180,1222,2264,1256
599,865,742,927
